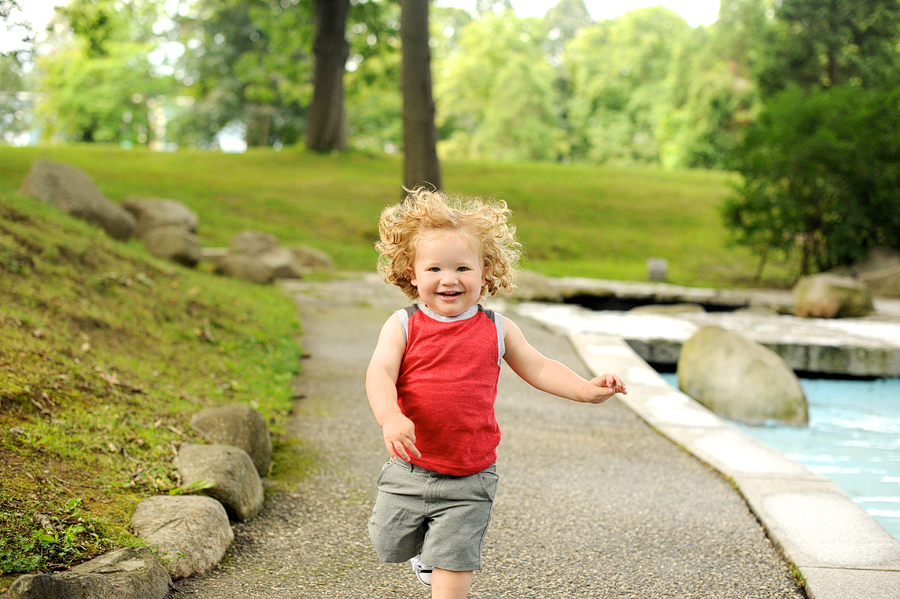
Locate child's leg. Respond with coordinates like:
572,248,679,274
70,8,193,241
431,569,473,599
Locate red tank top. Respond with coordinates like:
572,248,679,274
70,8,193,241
396,304,504,476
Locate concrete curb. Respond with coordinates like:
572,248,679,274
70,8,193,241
567,332,900,599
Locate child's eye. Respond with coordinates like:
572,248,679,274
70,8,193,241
428,267,441,272
457,266,470,272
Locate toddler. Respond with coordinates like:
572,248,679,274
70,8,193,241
366,187,626,599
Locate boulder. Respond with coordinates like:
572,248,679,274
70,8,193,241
8,547,170,599
677,325,808,426
7,573,120,599
143,225,202,267
290,245,335,270
122,197,199,237
503,270,563,303
132,495,233,580
173,443,264,521
228,230,280,256
217,231,305,283
852,246,900,297
793,273,874,318
18,160,135,240
189,404,272,475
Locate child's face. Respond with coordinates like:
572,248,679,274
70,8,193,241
410,229,485,317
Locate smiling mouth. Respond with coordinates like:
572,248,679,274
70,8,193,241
438,292,462,299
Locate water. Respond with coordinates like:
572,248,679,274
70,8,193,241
662,374,900,541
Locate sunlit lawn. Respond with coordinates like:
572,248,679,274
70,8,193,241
0,144,792,288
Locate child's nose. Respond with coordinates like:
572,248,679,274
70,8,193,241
440,270,458,284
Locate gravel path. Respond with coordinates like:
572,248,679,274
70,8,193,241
172,278,806,599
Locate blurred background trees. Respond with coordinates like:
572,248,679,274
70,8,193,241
2,0,900,276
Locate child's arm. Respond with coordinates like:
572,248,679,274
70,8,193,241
365,314,422,462
502,316,627,403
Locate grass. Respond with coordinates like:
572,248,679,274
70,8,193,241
0,182,303,587
0,143,796,588
0,144,797,289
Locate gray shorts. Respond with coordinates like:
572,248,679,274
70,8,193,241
368,459,499,572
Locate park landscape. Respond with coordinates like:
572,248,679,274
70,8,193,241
2,0,900,597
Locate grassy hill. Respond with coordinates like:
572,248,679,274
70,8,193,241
0,144,792,289
0,144,789,587
0,158,308,586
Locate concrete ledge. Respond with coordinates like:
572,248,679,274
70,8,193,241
565,331,900,599
515,301,900,377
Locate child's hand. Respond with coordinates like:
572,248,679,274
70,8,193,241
580,373,627,404
382,412,422,462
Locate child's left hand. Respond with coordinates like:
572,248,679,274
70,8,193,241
580,373,627,404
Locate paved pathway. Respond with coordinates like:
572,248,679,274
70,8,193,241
172,277,805,599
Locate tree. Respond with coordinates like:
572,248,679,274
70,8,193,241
343,0,402,153
307,0,350,151
33,0,174,144
401,0,441,190
659,0,769,169
724,0,900,277
1,0,34,145
758,0,900,94
172,0,314,148
724,86,900,275
434,10,560,161
564,6,692,164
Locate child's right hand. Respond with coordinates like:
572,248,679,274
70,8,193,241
382,413,421,462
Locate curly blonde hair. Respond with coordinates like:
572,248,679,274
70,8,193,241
376,187,521,300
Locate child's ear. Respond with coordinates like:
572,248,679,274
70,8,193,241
408,268,418,288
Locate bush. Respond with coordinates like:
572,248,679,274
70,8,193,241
724,85,900,277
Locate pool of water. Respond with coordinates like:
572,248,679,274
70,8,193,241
661,374,900,541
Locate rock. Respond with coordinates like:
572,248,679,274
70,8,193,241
647,258,667,282
217,231,305,283
18,160,135,240
290,245,335,270
792,273,874,318
132,495,233,580
141,225,201,267
173,443,264,521
677,325,808,426
228,230,280,256
189,404,272,475
8,547,170,599
200,247,228,266
121,198,201,267
122,197,199,237
851,246,900,297
216,253,278,284
8,573,120,599
503,270,563,303
629,303,705,315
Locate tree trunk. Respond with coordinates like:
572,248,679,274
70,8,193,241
401,0,442,191
306,0,349,152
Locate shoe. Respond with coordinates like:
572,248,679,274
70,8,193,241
410,554,432,587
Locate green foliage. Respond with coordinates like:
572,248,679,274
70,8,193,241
169,0,314,148
724,85,900,275
434,11,562,161
0,174,303,578
13,0,769,169
0,494,122,575
37,42,171,144
758,0,900,94
724,0,900,276
564,6,694,165
344,0,402,153
31,0,175,145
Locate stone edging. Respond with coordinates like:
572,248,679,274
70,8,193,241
3,404,272,599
